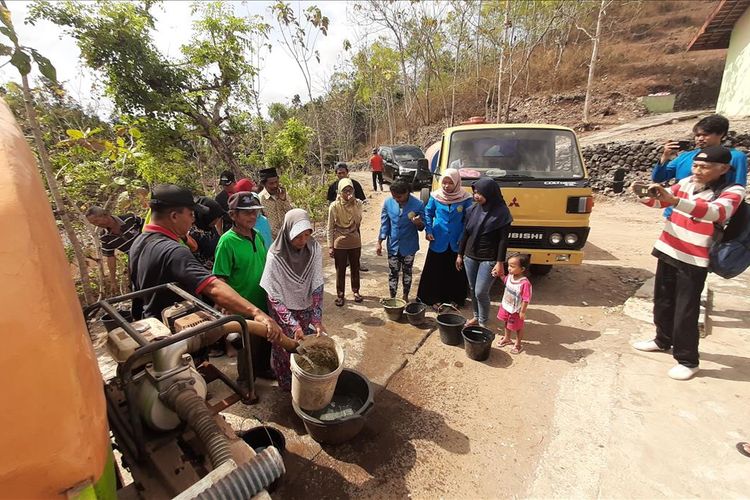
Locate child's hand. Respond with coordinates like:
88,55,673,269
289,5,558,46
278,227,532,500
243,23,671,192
519,311,526,321
329,248,335,258
376,242,383,256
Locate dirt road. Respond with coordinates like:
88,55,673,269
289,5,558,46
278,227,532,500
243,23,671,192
219,169,749,498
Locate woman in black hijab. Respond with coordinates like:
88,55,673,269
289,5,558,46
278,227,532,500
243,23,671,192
457,177,513,328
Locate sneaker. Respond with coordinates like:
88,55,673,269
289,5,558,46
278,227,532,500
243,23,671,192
632,339,668,352
668,364,699,380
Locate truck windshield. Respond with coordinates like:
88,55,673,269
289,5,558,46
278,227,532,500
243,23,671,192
393,147,424,162
447,129,585,180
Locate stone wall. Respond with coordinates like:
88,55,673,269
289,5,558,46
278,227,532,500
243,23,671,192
582,132,750,195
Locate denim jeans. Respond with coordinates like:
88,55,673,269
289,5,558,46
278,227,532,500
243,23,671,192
463,256,496,326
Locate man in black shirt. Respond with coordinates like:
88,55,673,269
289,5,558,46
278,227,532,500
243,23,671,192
129,184,283,344
326,162,366,203
86,206,143,294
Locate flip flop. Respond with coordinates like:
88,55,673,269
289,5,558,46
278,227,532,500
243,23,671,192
737,442,750,458
498,339,514,347
354,293,363,303
510,344,524,354
335,297,345,307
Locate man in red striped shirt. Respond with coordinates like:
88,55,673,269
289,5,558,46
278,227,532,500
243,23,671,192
632,146,745,380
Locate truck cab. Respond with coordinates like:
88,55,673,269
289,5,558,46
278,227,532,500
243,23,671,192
425,120,593,274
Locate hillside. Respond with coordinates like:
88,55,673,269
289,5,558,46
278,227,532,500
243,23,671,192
382,0,726,152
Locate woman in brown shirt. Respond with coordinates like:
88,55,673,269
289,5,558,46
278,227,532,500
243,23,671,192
327,178,364,306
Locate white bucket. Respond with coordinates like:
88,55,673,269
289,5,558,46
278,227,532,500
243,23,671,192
290,341,345,411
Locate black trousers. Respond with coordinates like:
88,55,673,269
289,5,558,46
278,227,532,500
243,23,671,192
372,171,383,190
334,247,361,296
653,257,707,367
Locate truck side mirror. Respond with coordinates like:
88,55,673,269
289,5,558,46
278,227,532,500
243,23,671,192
417,158,429,171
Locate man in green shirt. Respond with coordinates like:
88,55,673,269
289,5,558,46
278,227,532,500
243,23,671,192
213,191,273,378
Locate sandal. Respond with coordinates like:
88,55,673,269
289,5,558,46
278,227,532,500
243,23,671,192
510,344,524,354
335,296,345,307
498,339,514,348
353,293,363,303
737,442,750,458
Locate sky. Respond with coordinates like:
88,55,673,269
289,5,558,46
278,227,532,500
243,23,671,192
0,0,358,118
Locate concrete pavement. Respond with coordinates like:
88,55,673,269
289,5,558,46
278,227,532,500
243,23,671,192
528,270,750,498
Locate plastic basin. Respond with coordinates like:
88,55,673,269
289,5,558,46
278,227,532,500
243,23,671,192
292,368,374,445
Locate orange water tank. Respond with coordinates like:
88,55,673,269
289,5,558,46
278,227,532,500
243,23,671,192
0,99,111,496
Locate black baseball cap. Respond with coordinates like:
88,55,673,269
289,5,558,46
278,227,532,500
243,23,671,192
695,145,732,165
228,191,263,210
149,184,209,215
219,170,235,186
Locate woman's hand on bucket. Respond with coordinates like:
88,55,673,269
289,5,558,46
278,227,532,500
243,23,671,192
313,323,327,337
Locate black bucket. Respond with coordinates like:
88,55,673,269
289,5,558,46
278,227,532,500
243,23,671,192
436,313,466,345
240,425,286,454
462,326,494,361
292,368,374,445
239,426,286,491
101,309,133,332
404,302,427,326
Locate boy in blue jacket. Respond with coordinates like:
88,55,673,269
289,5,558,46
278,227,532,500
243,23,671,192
377,180,425,301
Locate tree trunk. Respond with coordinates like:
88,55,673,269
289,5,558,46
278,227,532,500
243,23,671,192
21,73,96,304
495,0,511,123
450,8,467,127
475,0,482,101
583,0,607,125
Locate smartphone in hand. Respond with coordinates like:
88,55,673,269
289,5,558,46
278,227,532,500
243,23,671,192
632,181,658,198
674,140,692,151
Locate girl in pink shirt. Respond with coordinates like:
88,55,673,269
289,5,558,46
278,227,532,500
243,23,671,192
497,253,533,354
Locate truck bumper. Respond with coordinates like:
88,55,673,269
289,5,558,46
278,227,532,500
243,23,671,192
508,248,585,265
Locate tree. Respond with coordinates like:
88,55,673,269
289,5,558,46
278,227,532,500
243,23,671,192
0,1,96,303
33,0,269,173
271,1,329,172
580,0,612,125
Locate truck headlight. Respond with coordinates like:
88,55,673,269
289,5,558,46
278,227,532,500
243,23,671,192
550,233,563,245
564,233,579,245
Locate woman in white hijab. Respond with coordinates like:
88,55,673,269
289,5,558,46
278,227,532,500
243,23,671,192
260,209,326,390
416,168,473,307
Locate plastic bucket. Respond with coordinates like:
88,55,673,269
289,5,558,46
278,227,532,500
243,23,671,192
404,302,427,325
381,298,406,321
292,368,375,445
239,426,286,491
291,341,345,411
437,313,466,345
462,326,494,361
240,426,286,454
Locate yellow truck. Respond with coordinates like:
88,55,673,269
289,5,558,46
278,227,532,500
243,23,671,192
423,118,593,275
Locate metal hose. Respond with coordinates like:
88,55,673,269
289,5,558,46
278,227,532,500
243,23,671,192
196,446,285,500
169,387,233,468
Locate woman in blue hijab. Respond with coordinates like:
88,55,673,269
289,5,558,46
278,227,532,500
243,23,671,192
457,177,513,328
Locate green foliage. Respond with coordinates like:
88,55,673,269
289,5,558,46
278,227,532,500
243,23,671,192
280,167,332,224
266,117,313,169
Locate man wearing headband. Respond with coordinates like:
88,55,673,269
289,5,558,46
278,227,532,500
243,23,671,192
258,167,293,238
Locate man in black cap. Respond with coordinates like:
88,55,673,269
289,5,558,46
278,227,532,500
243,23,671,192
632,146,746,380
258,167,293,238
128,184,283,343
326,162,366,203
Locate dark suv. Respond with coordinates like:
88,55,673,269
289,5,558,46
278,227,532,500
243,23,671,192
378,145,432,191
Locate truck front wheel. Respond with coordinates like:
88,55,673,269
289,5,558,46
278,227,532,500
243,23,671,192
530,264,553,276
